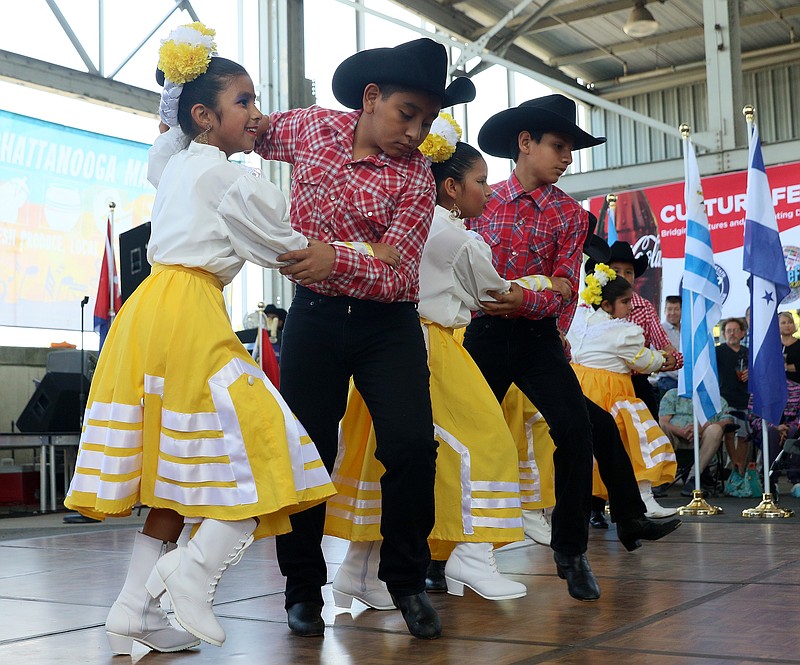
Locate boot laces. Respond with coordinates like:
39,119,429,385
487,548,499,573
207,534,255,604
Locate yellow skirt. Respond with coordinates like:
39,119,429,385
499,384,557,510
571,364,676,492
325,322,524,555
64,264,336,540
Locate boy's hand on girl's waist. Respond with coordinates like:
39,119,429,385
481,283,524,318
277,239,335,285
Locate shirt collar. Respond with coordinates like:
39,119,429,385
496,171,553,208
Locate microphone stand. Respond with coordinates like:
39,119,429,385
79,295,89,432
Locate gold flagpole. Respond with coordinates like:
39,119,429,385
740,104,794,519
676,122,723,517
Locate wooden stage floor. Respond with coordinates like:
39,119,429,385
2,492,799,664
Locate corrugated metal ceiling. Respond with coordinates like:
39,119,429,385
396,0,800,95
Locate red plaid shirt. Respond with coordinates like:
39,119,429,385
255,106,435,302
467,173,587,333
629,292,684,370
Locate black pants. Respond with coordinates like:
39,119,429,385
585,397,647,522
463,316,592,556
631,373,659,418
276,287,437,608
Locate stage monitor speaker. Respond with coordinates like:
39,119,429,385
16,372,90,433
46,349,97,380
120,222,152,303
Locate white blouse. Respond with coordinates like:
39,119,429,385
146,127,306,286
568,306,664,375
417,205,511,329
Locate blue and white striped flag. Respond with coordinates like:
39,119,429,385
678,137,722,424
606,205,618,245
743,120,789,425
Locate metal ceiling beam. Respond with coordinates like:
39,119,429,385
559,138,800,201
594,41,800,98
383,0,583,90
471,0,661,37
0,50,159,117
550,5,800,68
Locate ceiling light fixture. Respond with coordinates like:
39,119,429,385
623,1,659,38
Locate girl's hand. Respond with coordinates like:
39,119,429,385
371,243,401,268
277,238,335,285
481,282,524,317
548,276,572,300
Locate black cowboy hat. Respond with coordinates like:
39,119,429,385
586,240,648,277
477,94,606,159
584,212,611,264
332,38,476,110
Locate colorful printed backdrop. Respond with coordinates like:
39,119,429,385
589,161,800,319
0,110,154,331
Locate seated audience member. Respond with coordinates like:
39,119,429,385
652,295,682,401
748,378,800,488
715,317,750,474
779,311,800,384
658,388,733,496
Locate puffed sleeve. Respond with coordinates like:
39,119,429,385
147,127,190,188
217,174,308,269
618,324,665,374
452,236,511,305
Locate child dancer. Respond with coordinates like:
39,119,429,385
567,264,677,519
64,23,340,653
325,115,569,602
254,38,475,640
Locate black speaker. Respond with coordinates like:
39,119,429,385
119,222,152,303
16,372,90,433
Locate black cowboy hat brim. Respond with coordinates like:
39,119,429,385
586,253,648,277
478,107,606,158
332,42,476,110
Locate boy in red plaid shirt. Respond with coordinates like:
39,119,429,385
254,38,474,640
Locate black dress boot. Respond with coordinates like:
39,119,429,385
425,559,447,593
553,552,601,601
287,601,324,637
390,592,442,639
616,516,682,552
589,509,609,529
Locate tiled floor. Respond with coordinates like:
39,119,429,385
1,492,799,664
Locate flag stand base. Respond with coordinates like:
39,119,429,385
741,493,794,518
677,490,723,516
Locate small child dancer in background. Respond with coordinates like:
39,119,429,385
64,23,344,654
567,264,677,521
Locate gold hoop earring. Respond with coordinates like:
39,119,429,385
194,124,212,144
448,203,461,221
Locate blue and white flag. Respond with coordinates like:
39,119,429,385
678,137,722,424
743,121,789,425
606,205,618,245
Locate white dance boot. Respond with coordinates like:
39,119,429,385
522,508,552,545
444,542,527,600
639,480,677,518
145,518,256,646
332,540,395,610
105,531,200,654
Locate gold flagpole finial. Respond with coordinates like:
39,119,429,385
742,105,755,122
679,123,690,139
606,193,617,209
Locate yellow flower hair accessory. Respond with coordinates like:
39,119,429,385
158,22,216,85
580,263,616,306
157,22,217,128
419,112,463,163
